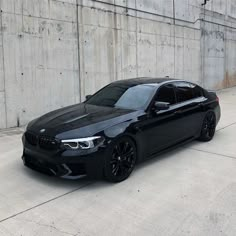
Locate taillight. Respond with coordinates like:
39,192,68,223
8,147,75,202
216,96,219,103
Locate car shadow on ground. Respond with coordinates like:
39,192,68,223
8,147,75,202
20,127,224,192
20,139,203,192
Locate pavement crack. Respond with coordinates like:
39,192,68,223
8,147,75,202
190,148,236,160
0,182,93,224
216,121,236,132
14,218,77,236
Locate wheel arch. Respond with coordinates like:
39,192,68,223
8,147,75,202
106,132,141,163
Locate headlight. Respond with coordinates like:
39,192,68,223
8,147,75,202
61,136,104,150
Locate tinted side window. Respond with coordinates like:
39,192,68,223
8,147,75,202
175,82,194,103
190,84,203,98
156,84,176,105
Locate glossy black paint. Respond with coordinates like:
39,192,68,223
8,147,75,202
22,78,221,179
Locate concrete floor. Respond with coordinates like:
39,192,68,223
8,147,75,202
0,87,235,236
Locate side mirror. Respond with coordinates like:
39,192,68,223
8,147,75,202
85,95,92,100
154,101,170,111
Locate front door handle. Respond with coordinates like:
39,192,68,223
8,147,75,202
174,110,182,115
198,103,204,108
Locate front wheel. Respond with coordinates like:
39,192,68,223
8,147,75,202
104,137,137,182
198,111,216,142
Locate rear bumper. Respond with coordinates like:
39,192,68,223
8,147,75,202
215,105,221,125
22,135,107,179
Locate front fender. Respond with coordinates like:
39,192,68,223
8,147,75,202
104,120,132,139
103,120,145,162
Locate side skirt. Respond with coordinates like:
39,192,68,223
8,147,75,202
140,136,196,163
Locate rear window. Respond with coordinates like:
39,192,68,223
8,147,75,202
156,84,176,105
174,82,194,103
190,84,203,98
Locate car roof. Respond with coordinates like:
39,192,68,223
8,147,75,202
112,77,179,87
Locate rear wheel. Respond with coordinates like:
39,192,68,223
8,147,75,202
104,137,137,182
198,111,216,142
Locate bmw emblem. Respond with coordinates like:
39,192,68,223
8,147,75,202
40,129,46,133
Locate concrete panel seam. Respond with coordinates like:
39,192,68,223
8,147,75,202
76,0,82,102
1,10,76,24
77,20,200,38
78,3,201,31
51,0,76,7
189,148,236,161
173,0,176,78
217,121,236,132
135,0,138,77
87,0,201,26
0,2,7,128
0,182,93,224
202,19,236,31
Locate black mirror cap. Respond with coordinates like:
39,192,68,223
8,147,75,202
85,95,92,101
154,101,170,111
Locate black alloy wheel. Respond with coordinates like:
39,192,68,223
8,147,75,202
104,137,137,182
198,111,216,142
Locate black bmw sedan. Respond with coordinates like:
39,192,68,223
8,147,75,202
22,78,221,182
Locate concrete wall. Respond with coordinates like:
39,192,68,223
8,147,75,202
0,1,6,129
0,0,236,129
202,7,236,89
0,0,80,129
79,0,201,99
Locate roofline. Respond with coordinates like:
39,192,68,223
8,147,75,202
111,78,199,88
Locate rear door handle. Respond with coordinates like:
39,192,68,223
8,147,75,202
174,110,182,115
198,103,204,109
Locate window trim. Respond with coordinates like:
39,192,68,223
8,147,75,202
173,81,193,104
147,80,206,112
188,83,204,99
174,81,206,105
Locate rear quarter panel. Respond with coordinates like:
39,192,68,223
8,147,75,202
204,90,221,124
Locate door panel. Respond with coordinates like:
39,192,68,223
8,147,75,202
174,82,206,139
135,82,206,158
146,105,185,155
135,83,181,156
170,98,206,140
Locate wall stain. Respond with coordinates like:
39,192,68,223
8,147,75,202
56,23,63,32
215,71,236,89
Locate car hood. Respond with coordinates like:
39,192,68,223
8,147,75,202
27,103,139,138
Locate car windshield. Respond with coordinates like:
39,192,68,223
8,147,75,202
86,84,155,110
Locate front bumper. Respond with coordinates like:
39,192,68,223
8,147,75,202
22,134,106,179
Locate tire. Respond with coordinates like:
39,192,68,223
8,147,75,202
198,111,216,142
104,136,137,183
